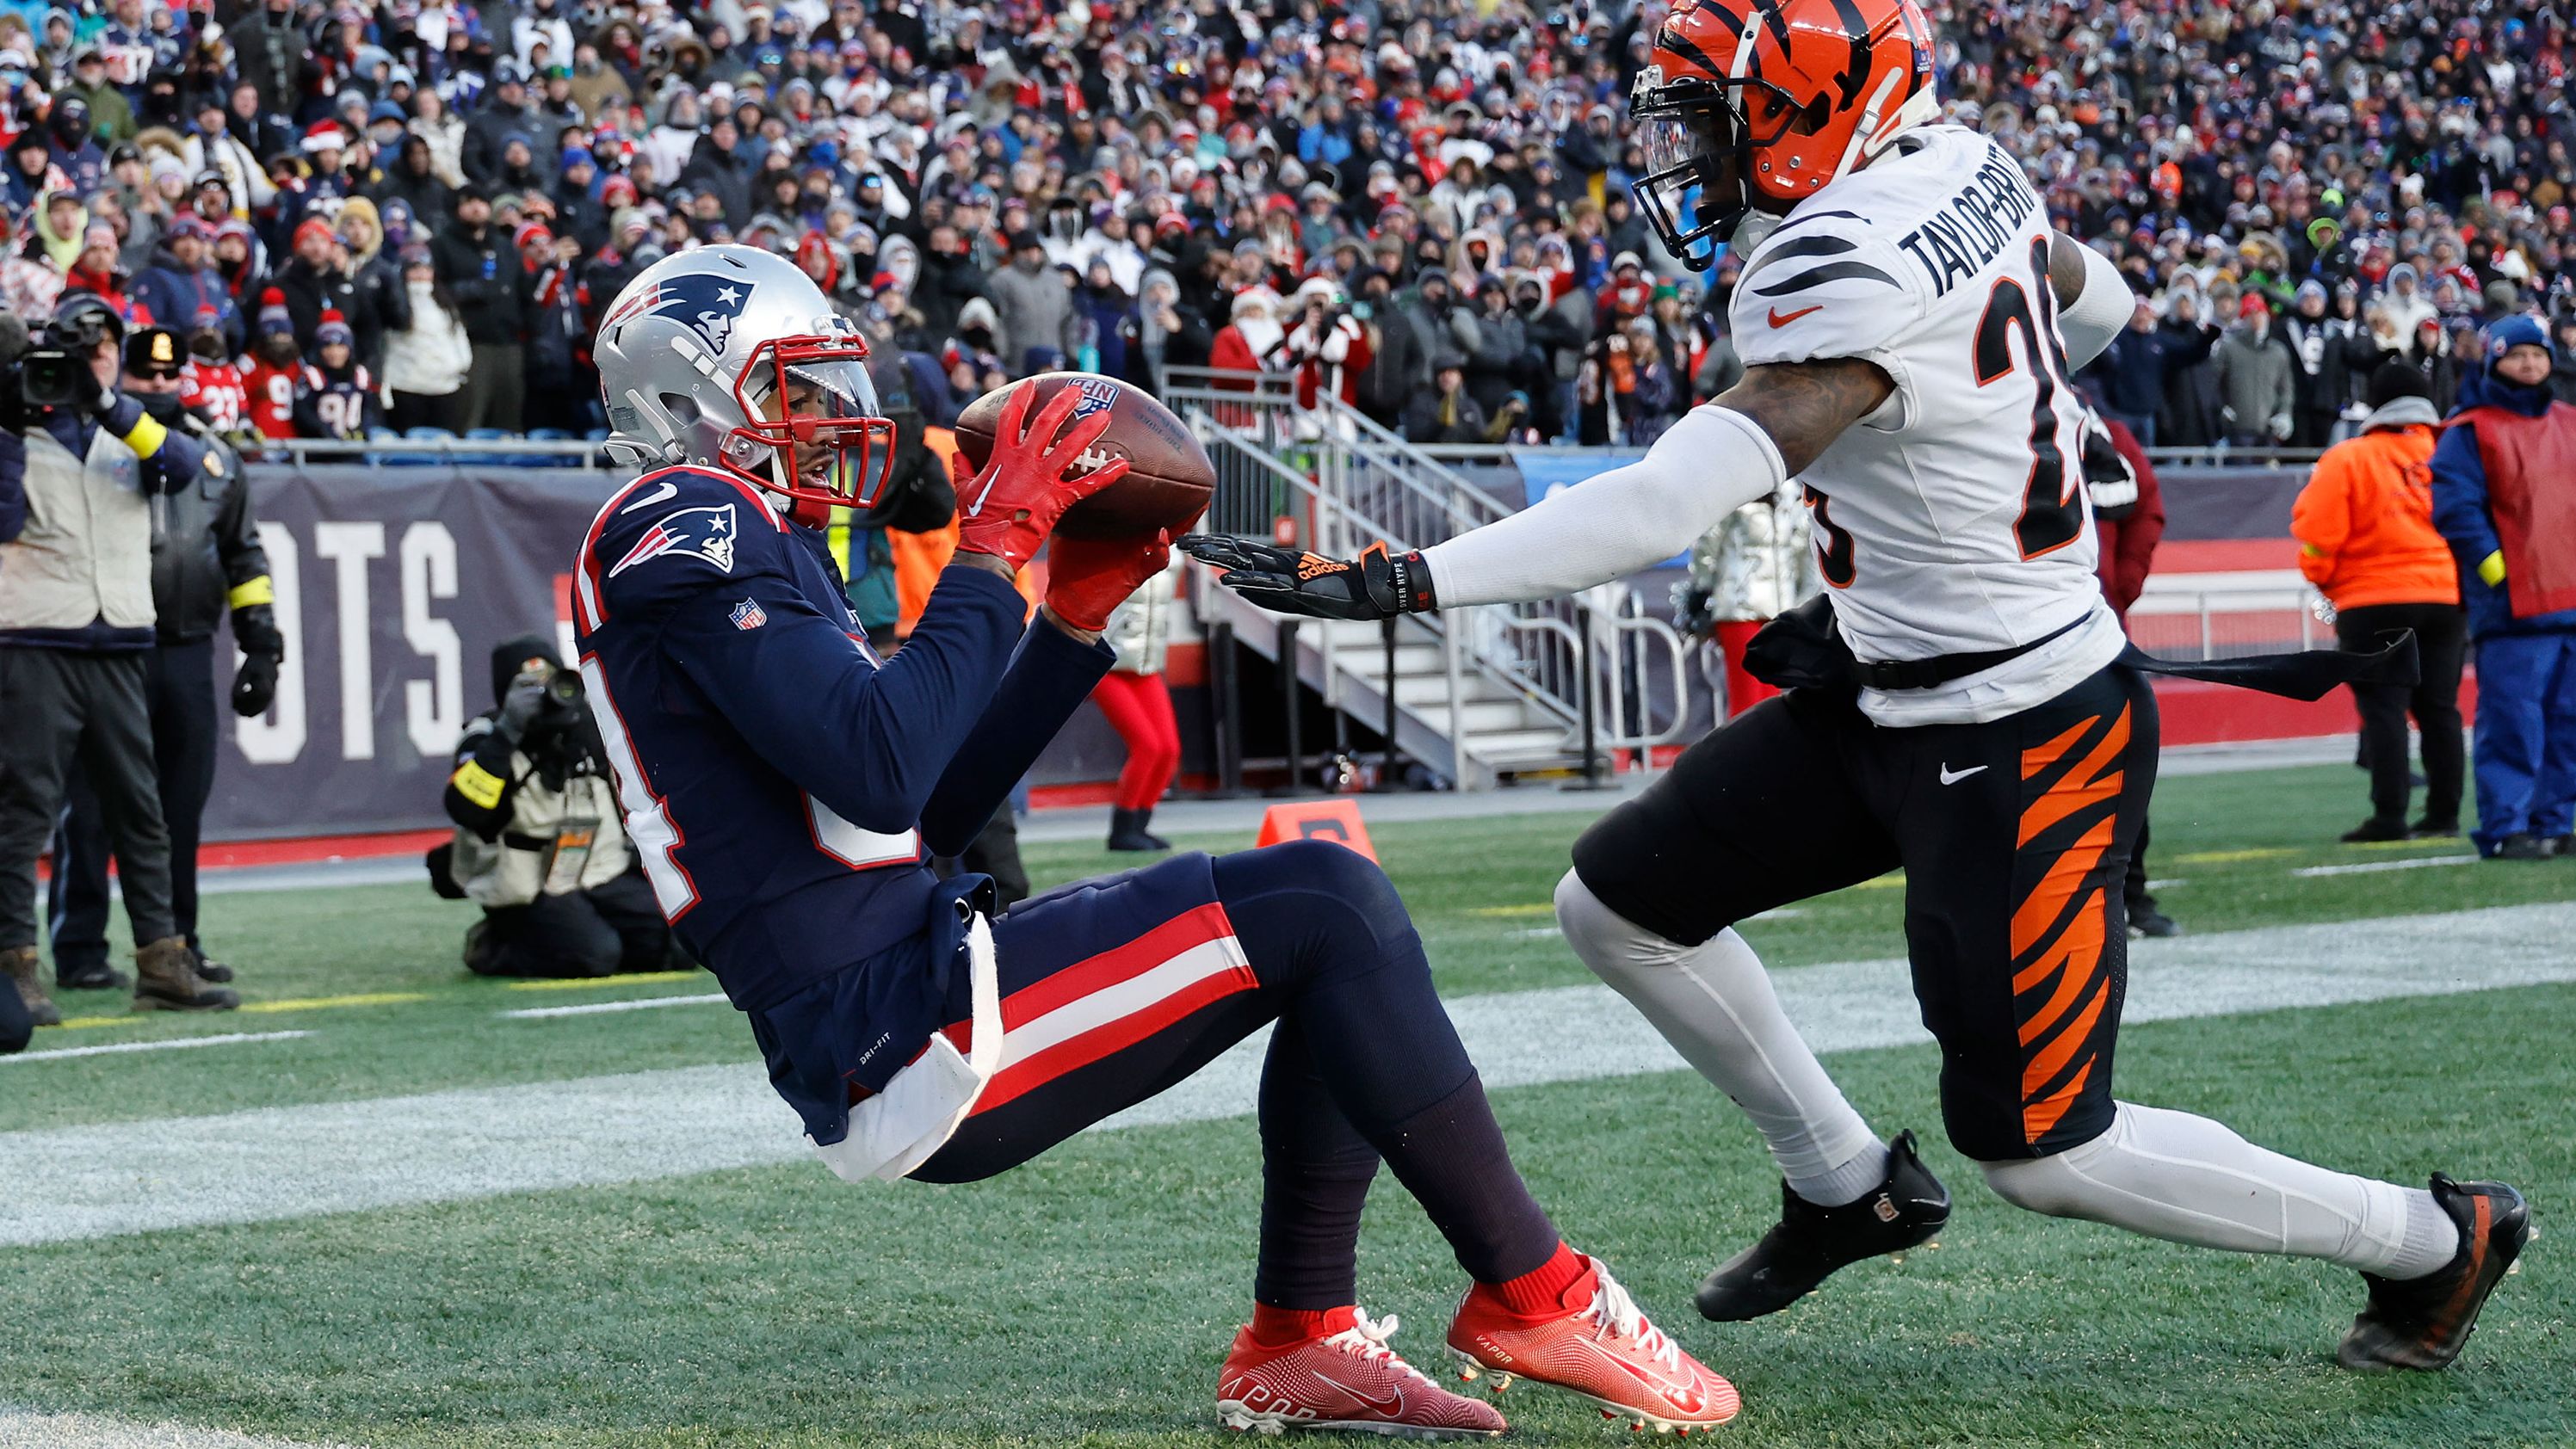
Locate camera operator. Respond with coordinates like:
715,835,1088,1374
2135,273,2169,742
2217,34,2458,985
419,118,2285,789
0,296,238,1025
433,635,679,978
47,327,285,996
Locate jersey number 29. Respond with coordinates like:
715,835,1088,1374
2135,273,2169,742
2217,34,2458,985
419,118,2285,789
1973,237,2085,561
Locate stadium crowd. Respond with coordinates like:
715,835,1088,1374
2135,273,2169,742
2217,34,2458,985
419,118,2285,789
0,0,2573,448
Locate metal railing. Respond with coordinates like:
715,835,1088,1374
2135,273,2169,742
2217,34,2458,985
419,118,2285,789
1164,367,1692,768
243,436,619,472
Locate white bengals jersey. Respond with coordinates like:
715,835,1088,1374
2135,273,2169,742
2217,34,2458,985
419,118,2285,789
1729,125,2124,726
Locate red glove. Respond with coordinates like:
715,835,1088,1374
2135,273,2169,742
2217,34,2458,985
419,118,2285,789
1046,529,1172,633
957,382,1130,569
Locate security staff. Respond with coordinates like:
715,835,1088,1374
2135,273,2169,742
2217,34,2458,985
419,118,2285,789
47,328,286,992
0,298,238,1025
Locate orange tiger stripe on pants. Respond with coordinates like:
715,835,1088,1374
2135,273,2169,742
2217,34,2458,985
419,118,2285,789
2011,701,2131,1146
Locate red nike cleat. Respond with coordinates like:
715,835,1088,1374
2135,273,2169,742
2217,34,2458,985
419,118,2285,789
1219,1306,1507,1440
1446,1257,1741,1434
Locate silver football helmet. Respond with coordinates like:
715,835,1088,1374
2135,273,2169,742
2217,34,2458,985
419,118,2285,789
594,244,894,516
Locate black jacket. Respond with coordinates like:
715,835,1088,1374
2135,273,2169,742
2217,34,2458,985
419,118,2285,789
149,416,276,650
432,218,531,345
462,100,546,185
270,256,391,372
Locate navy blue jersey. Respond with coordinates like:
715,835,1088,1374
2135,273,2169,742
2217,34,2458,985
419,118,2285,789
572,465,1112,1028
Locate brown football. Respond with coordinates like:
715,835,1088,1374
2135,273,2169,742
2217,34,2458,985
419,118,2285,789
950,373,1215,540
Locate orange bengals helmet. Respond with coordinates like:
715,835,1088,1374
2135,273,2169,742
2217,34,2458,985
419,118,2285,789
1629,0,1939,269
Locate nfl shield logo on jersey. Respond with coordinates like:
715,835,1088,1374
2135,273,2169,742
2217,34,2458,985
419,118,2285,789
729,598,768,631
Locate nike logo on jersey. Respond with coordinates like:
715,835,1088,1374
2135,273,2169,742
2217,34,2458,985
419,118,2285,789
1767,305,1824,328
1938,763,1989,785
619,478,679,513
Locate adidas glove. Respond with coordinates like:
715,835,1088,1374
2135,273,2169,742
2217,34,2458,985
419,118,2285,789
1179,536,1436,620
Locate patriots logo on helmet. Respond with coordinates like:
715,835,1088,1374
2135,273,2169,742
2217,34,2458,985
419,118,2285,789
608,504,739,577
603,273,756,355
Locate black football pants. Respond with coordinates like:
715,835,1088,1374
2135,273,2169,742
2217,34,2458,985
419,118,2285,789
1572,665,2159,1161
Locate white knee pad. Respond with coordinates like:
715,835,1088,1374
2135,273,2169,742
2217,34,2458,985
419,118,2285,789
1979,1142,2104,1218
1553,868,1687,981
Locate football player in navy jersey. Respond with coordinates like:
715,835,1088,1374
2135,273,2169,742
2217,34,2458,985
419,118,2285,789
580,247,1739,1437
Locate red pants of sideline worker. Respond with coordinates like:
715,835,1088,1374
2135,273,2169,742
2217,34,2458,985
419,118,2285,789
1712,620,1779,720
1093,670,1181,811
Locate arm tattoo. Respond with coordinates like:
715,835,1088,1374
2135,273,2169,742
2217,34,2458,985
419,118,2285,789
2047,231,2089,310
1714,358,1895,476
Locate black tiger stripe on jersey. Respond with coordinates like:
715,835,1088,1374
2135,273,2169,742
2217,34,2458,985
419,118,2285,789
1749,259,1903,296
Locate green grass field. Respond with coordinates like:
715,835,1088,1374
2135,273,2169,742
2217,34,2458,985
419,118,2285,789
4,762,2573,1448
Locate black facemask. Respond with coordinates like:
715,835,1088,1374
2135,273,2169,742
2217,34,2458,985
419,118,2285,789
133,388,187,422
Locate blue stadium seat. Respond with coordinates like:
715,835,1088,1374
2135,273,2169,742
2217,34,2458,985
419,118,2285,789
378,425,460,466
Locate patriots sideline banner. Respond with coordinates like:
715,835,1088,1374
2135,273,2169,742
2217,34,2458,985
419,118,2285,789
206,466,611,840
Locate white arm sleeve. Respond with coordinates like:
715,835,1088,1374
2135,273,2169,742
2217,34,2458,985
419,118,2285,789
2056,239,2133,370
1420,404,1787,607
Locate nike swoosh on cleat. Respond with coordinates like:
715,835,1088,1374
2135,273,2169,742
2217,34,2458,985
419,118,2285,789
1767,305,1824,328
1571,1341,1705,1415
1313,1372,1405,1417
1938,763,1988,785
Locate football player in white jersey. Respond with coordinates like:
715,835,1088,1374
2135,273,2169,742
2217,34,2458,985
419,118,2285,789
1185,0,2525,1374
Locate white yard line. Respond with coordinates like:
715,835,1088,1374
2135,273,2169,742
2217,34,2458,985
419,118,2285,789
2290,854,2480,877
4,901,2573,1249
0,1409,356,1449
0,1032,312,1064
497,993,729,1019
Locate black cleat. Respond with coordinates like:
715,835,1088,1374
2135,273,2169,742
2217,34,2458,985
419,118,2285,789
191,952,236,984
2408,817,2460,839
2341,817,2409,843
1696,1131,1950,1322
2338,1175,2530,1371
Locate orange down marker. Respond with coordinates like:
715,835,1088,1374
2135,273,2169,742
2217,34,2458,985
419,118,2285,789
1253,799,1378,862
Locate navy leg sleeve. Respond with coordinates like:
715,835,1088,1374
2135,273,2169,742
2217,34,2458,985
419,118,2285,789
1215,842,1561,1286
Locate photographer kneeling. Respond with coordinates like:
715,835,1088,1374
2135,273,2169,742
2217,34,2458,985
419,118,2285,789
435,635,682,978
1,296,237,1023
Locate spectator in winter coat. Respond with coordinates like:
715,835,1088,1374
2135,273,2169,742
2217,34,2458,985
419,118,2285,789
985,231,1078,376
463,63,547,185
431,184,531,433
374,136,454,229
2212,293,2297,447
291,310,380,440
1403,353,1500,444
1120,268,1211,398
2157,287,2227,447
384,249,473,435
1208,287,1284,417
133,216,238,355
271,215,384,366
2281,281,2351,447
335,199,411,374
2429,316,2576,860
1073,260,1135,379
1280,275,1370,415
2295,362,2465,843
